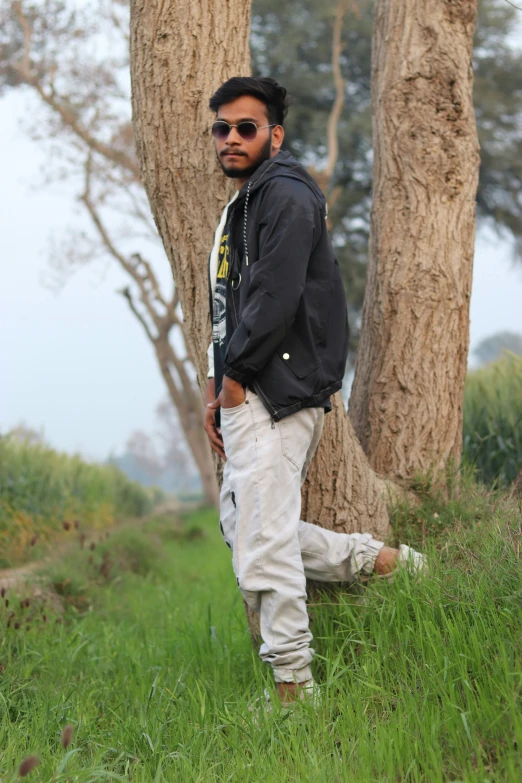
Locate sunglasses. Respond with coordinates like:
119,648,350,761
211,120,277,141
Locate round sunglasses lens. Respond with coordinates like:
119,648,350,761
212,123,230,140
237,122,257,140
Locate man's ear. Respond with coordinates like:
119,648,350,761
272,125,284,153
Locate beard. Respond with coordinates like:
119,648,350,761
218,134,273,180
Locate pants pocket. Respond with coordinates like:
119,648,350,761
220,390,249,416
278,408,317,472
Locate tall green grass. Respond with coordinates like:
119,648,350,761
0,437,153,567
463,353,522,487
0,498,520,782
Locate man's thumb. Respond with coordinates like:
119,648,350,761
207,398,220,410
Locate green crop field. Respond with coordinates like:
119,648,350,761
1,488,521,782
463,353,522,488
0,438,153,568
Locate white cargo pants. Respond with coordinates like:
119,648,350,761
219,389,384,684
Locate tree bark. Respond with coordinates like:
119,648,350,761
129,0,249,379
129,0,392,541
9,2,220,507
349,0,480,485
301,393,389,539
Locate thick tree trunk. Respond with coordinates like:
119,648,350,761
129,0,250,379
301,393,389,539
349,0,480,485
129,0,392,540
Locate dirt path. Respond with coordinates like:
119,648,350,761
0,560,46,592
0,556,66,615
0,503,189,596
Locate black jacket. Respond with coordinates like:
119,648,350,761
211,150,349,422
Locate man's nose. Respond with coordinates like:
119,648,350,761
226,126,243,144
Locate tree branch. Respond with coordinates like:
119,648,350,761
12,2,141,179
130,253,166,310
80,156,170,326
324,1,348,185
119,286,156,343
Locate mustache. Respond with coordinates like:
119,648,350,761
221,149,247,157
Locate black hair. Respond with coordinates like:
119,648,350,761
209,77,292,126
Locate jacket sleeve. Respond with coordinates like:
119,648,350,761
223,179,319,384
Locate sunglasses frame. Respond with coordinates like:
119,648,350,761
211,120,277,141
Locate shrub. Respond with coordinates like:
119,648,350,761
463,353,522,486
0,438,153,566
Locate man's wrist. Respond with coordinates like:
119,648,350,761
223,364,249,385
223,375,243,390
206,378,216,405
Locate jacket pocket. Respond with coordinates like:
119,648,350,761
276,330,318,379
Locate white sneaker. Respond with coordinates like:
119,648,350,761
284,679,321,707
378,545,428,583
398,544,428,573
248,680,322,723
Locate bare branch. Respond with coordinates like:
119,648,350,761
130,253,166,309
123,185,158,236
81,156,136,273
119,286,156,343
163,339,205,415
324,1,347,185
80,156,169,325
12,0,32,71
12,2,140,178
348,0,362,20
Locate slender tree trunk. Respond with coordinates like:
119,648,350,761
129,0,392,541
349,0,480,486
155,337,219,507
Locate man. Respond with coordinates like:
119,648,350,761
203,77,425,703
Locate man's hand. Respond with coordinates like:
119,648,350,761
218,376,246,409
204,378,226,460
204,377,246,460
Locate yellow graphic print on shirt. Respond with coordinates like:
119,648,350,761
217,232,229,279
212,230,230,346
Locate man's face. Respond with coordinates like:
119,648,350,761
214,95,284,180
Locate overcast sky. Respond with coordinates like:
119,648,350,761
1,89,521,462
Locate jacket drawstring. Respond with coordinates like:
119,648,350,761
243,180,252,266
242,158,278,269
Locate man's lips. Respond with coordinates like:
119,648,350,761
222,151,245,158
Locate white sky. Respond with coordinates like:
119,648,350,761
1,90,521,461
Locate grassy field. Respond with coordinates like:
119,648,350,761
0,438,154,568
463,353,522,487
1,489,521,782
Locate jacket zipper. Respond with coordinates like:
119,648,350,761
252,380,277,428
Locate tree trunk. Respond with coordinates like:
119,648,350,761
301,393,389,539
129,0,393,541
129,0,250,379
155,336,219,507
349,0,480,486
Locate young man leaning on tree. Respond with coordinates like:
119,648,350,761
203,76,426,704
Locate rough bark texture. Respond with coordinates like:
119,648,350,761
301,393,390,539
349,0,480,484
129,0,392,540
129,0,249,380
